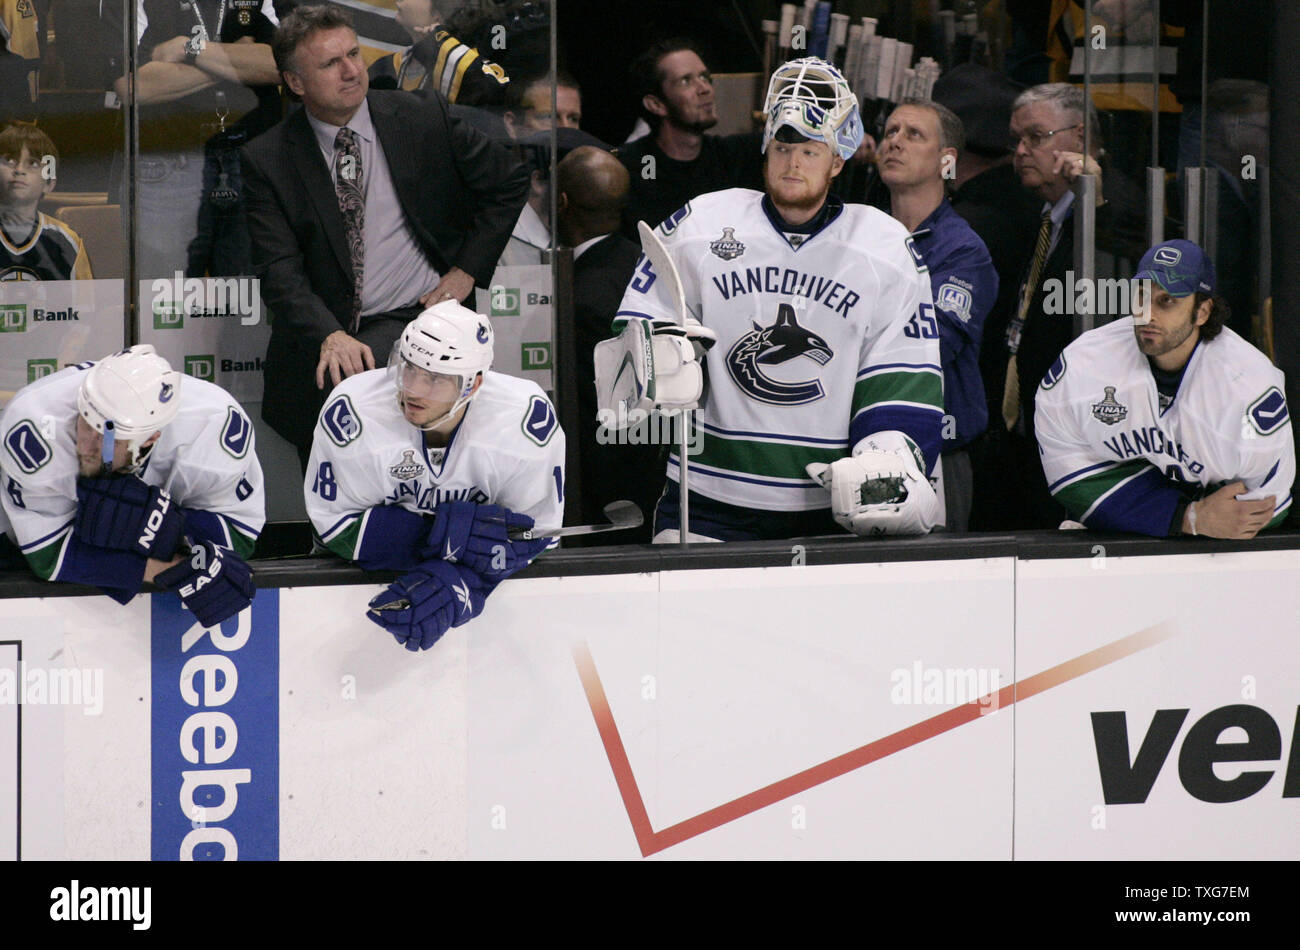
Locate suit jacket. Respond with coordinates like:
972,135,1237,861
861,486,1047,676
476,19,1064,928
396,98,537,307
242,89,528,451
570,232,661,545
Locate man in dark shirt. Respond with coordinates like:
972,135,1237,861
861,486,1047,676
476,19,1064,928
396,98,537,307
617,38,762,239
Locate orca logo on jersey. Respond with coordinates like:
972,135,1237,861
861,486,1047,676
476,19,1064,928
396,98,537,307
726,303,833,406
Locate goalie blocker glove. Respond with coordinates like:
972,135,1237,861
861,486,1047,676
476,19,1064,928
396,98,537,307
155,540,256,627
423,500,551,580
75,474,187,559
594,317,717,424
806,431,940,536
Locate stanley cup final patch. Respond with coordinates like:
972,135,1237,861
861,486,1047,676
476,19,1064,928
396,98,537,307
389,449,426,480
1091,386,1128,425
710,228,746,261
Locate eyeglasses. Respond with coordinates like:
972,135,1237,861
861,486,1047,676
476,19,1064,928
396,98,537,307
1008,123,1082,151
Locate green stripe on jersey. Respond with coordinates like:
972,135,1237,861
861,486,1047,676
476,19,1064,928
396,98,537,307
695,431,845,481
852,370,943,416
26,533,69,581
227,523,257,559
1052,459,1150,521
323,516,363,562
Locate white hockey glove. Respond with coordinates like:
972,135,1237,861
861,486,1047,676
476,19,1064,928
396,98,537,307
806,431,940,536
594,318,717,424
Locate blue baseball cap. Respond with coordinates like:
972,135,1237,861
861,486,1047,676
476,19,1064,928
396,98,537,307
1134,239,1216,297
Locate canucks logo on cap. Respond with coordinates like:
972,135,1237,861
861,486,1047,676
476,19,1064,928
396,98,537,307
710,228,746,261
1153,246,1181,266
1091,386,1127,425
726,303,833,405
159,381,175,403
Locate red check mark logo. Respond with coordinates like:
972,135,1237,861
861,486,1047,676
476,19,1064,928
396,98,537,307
574,622,1175,857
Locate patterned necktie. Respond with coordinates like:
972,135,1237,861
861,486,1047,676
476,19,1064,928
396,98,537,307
1001,211,1054,431
334,127,365,331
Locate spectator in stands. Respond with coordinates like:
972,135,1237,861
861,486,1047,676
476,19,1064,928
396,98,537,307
1000,82,1107,528
555,144,658,544
878,100,997,531
617,38,762,239
0,124,91,280
503,71,582,138
931,64,1043,530
368,0,509,107
242,5,527,468
0,0,39,123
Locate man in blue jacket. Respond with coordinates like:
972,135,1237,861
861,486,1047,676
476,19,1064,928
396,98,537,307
879,99,999,530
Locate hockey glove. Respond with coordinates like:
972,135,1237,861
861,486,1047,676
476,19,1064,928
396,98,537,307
76,474,187,559
155,541,256,627
423,501,549,579
806,432,939,536
367,558,488,651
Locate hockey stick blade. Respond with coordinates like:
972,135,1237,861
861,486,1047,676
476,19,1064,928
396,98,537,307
508,500,643,540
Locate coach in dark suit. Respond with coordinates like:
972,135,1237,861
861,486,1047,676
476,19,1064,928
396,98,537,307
556,146,661,544
242,5,527,460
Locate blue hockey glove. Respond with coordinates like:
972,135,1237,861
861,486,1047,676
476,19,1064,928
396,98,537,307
367,558,487,651
424,501,550,579
75,474,186,559
155,541,255,627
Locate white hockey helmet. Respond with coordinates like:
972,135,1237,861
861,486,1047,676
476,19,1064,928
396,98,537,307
77,344,183,471
390,299,494,430
761,57,863,162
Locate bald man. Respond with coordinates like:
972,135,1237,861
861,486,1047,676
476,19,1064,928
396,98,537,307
557,146,660,544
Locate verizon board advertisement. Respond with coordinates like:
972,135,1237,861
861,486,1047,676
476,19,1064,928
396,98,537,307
0,280,125,406
474,264,554,393
138,277,272,405
1,548,1298,859
1014,549,1300,859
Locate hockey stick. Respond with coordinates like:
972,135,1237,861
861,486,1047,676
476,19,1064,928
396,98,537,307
508,500,643,541
637,220,692,545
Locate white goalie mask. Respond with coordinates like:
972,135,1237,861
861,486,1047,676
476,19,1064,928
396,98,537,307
391,299,494,431
761,57,863,162
77,344,183,473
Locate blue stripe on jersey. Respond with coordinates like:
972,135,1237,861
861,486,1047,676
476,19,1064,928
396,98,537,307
320,511,361,542
857,362,943,377
1083,466,1184,536
849,405,944,473
668,456,815,490
20,519,75,552
698,421,847,447
1260,459,1281,487
1048,459,1124,494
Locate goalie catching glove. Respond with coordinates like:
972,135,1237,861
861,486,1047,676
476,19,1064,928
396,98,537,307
154,540,256,627
594,317,717,422
806,431,940,536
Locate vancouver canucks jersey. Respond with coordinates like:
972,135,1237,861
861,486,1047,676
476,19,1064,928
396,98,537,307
615,189,944,511
305,369,565,562
1035,318,1295,535
0,364,265,580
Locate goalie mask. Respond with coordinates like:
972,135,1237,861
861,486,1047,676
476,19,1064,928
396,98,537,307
391,299,494,431
77,345,183,473
761,57,863,162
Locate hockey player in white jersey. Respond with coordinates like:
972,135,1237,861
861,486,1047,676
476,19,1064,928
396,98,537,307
598,57,944,541
1036,239,1294,537
0,346,262,624
305,300,564,651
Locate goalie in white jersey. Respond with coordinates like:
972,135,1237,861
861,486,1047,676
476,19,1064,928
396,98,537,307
600,57,945,541
0,346,262,626
305,300,564,651
1036,239,1294,538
